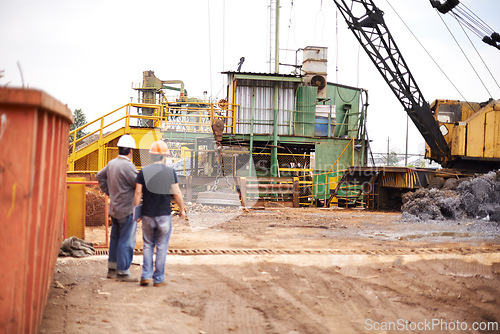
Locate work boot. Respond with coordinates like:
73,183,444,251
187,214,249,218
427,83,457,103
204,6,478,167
140,278,151,286
117,274,138,282
107,269,117,279
153,281,166,287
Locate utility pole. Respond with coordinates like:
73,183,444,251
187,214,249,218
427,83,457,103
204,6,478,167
405,115,409,166
387,136,390,166
274,0,279,74
271,0,280,177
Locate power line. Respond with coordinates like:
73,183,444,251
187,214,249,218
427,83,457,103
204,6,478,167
285,0,294,67
207,0,213,97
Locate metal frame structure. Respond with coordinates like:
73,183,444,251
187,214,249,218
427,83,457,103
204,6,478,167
333,0,451,162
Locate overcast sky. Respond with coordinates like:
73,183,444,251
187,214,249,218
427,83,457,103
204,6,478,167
1,0,499,155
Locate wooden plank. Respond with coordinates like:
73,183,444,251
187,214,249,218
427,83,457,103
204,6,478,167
245,176,294,182
246,184,294,189
189,176,236,186
293,177,299,208
238,177,248,207
245,188,294,195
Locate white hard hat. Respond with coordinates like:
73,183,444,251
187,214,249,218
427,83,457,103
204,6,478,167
117,135,137,149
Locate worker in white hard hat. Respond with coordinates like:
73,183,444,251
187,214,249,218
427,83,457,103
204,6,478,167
97,134,139,282
134,140,186,287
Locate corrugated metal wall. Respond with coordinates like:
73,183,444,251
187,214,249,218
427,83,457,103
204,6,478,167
234,79,296,135
295,86,317,136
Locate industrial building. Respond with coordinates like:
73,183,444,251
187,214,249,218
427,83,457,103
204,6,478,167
68,46,368,207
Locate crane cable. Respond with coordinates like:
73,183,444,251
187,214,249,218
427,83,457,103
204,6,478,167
453,5,493,40
451,11,500,93
434,11,493,98
384,0,469,103
432,1,500,50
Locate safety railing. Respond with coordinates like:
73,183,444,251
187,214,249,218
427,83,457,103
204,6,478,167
297,138,357,206
68,101,238,163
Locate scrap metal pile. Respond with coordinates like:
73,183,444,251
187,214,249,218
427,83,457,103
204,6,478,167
185,202,243,214
402,171,500,222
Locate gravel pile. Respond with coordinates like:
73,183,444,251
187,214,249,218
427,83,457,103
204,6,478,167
402,171,500,222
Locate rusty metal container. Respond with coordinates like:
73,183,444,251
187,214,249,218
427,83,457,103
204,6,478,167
0,88,73,333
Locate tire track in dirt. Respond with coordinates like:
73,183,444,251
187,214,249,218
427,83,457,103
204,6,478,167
264,264,334,333
201,264,332,334
202,279,267,334
401,260,500,326
195,257,500,334
339,258,500,331
41,255,500,334
296,265,379,332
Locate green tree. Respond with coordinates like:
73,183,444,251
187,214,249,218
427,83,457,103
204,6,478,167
70,109,88,141
386,150,399,166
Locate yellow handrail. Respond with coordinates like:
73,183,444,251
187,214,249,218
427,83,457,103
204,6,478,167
68,101,239,168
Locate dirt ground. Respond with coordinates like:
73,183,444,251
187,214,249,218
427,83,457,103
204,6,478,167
40,206,500,334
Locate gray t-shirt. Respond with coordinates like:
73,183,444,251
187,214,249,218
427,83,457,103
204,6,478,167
97,156,137,219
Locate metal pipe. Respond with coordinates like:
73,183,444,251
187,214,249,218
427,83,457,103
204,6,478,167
328,100,332,137
272,83,279,177
270,0,280,177
249,87,255,177
275,0,280,74
361,89,369,166
161,80,185,96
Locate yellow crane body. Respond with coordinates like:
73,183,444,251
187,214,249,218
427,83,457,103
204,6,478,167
426,99,500,169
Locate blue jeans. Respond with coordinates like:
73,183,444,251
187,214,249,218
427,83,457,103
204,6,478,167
141,215,172,284
108,214,137,275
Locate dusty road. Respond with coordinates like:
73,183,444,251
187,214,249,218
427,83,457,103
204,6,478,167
40,207,500,334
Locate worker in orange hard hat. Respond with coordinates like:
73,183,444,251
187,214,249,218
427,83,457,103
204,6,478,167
134,140,186,287
148,139,170,155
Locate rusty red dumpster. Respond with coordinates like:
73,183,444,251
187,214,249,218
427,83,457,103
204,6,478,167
0,88,73,334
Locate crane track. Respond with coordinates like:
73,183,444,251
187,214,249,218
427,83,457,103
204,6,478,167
94,246,500,256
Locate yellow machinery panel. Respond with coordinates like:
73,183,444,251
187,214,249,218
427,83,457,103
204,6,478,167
66,177,86,239
450,124,466,156
484,109,500,158
329,176,338,206
466,112,486,158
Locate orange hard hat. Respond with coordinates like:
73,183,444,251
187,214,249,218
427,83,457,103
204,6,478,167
149,140,170,155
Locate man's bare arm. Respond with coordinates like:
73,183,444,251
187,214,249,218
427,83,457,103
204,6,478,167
171,183,186,219
133,183,143,222
134,183,142,207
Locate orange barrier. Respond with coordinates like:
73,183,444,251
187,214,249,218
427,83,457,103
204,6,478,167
0,88,73,334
